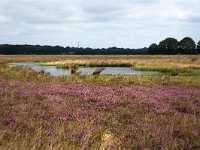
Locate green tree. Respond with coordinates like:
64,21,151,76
148,43,158,54
197,41,200,54
179,37,197,54
158,38,178,54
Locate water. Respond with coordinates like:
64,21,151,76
9,62,160,76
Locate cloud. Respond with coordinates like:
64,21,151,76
0,0,200,48
0,14,10,23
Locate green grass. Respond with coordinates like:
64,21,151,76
134,65,200,75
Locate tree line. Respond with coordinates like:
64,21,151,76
0,37,199,55
0,44,148,55
149,37,200,54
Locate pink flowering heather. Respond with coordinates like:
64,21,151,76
0,74,200,149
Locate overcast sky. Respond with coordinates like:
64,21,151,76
0,0,199,48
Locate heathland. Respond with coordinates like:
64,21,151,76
0,55,200,150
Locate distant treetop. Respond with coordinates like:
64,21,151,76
148,37,198,54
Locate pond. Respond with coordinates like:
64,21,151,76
9,62,160,76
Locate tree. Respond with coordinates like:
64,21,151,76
179,37,197,54
148,43,158,54
158,38,179,54
197,41,200,54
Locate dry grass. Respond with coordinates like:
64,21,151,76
1,55,200,68
41,55,200,69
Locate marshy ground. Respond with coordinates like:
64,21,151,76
0,55,200,150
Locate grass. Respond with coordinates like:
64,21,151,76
37,55,200,76
1,63,200,86
134,65,200,75
0,55,200,149
1,54,199,66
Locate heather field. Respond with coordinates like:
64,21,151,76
0,55,200,150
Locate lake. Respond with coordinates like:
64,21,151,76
9,62,160,76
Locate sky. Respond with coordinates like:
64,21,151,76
0,0,200,48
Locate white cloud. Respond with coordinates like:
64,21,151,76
0,14,10,23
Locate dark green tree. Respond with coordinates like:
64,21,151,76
179,37,197,54
158,38,179,54
197,41,200,54
148,43,158,54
